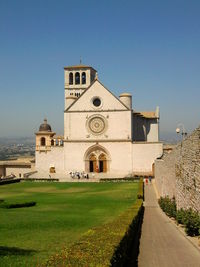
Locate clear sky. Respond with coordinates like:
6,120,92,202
0,0,200,141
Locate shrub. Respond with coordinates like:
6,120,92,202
183,209,200,236
176,208,185,224
158,196,176,218
159,197,200,237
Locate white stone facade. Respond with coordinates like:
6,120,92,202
35,65,163,177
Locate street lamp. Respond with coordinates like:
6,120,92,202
176,123,187,140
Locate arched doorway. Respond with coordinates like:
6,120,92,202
89,154,97,173
84,145,110,173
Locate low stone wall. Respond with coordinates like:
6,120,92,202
155,127,200,213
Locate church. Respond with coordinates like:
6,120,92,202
35,65,163,178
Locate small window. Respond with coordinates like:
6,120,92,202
41,137,46,146
51,139,54,146
69,72,73,85
82,72,86,84
93,97,101,107
75,72,80,84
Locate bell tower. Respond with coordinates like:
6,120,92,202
35,119,55,152
64,64,97,110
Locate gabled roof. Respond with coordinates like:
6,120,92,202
65,79,129,112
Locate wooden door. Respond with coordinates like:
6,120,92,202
89,154,97,172
99,154,107,173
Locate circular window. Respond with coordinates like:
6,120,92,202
86,115,108,136
93,97,101,107
89,117,105,134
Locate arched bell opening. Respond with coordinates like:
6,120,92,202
82,72,86,84
69,72,73,85
75,72,80,84
40,137,46,146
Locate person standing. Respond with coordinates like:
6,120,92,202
149,176,152,184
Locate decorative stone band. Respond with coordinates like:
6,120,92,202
86,114,108,136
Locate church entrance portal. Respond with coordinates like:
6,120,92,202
85,146,109,173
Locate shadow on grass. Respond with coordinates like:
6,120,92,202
0,246,37,256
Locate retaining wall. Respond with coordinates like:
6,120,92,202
155,127,200,212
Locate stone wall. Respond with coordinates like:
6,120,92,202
155,127,200,212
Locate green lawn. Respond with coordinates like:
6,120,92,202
0,181,139,267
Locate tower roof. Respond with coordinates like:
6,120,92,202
39,119,52,132
64,64,97,72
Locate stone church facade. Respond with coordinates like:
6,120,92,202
35,65,163,177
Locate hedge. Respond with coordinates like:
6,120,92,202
0,178,20,185
45,180,144,266
21,178,59,182
0,201,36,209
137,178,144,200
158,196,200,237
100,177,139,182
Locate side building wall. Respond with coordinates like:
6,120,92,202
35,147,64,173
64,141,163,176
64,141,133,176
155,127,200,212
132,142,163,175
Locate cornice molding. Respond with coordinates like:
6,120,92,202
63,139,132,143
64,109,132,113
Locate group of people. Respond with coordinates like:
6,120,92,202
145,176,152,185
69,171,89,179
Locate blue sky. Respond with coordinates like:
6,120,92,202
0,0,200,141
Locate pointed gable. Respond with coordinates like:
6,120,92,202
66,80,128,112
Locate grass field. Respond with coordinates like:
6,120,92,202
0,181,139,266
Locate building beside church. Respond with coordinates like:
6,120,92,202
35,65,163,177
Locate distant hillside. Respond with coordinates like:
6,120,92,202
0,137,35,145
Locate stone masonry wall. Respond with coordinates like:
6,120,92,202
155,127,200,212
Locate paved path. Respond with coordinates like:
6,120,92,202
138,182,200,267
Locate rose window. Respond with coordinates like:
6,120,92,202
87,115,107,135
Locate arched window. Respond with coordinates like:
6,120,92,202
69,72,73,85
82,72,86,84
41,137,46,146
51,139,54,146
75,72,80,84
